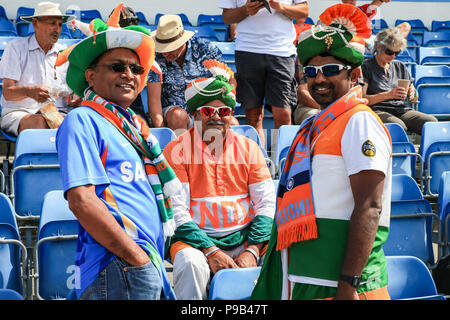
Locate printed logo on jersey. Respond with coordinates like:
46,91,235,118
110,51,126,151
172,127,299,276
362,140,376,157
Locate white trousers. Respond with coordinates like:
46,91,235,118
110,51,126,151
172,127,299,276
172,245,246,300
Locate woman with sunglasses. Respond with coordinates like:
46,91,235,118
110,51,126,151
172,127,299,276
362,27,437,135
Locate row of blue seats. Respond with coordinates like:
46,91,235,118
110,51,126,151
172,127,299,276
1,182,447,300
1,127,449,299
0,18,227,42
372,18,450,33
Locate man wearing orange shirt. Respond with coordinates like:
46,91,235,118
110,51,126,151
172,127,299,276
163,61,275,300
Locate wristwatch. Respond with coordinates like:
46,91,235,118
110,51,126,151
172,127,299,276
339,274,361,288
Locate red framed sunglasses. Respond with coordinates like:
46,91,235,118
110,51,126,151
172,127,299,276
197,106,233,117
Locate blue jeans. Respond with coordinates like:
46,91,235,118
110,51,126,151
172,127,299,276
80,257,163,300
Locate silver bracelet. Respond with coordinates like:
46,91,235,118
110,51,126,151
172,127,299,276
204,247,220,258
245,247,260,264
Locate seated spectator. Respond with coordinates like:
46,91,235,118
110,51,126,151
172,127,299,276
163,61,275,300
148,15,238,133
362,27,437,134
0,2,79,136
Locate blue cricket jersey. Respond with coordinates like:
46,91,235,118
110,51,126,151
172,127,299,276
56,105,171,299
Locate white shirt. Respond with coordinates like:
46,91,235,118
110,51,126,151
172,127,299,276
218,0,307,57
0,35,70,116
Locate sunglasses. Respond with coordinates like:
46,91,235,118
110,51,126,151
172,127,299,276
197,106,233,118
303,64,351,78
384,48,401,56
98,62,145,75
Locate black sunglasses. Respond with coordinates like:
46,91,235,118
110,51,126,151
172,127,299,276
99,62,145,75
303,64,351,78
384,48,401,56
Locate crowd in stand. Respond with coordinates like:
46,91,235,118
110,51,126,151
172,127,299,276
0,0,446,301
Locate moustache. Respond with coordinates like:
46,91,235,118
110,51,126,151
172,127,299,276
206,120,225,126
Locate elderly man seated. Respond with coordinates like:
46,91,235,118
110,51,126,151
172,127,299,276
163,60,275,300
0,2,79,135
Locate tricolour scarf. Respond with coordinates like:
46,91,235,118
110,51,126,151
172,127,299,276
276,86,367,250
82,89,181,239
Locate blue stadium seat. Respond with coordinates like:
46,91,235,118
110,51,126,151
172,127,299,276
438,171,450,256
396,19,428,33
414,65,450,118
65,8,101,23
211,41,235,66
151,127,177,150
0,6,7,20
0,36,17,59
34,190,78,300
0,288,23,300
209,267,261,300
418,46,450,65
15,6,34,37
230,125,275,176
386,256,444,300
422,31,450,47
397,19,428,46
12,129,62,219
197,14,228,42
155,13,192,27
432,20,450,32
0,20,17,37
391,174,423,201
420,121,450,196
0,193,26,295
274,125,300,175
184,26,218,42
372,18,388,34
136,11,151,25
384,123,418,178
384,199,437,267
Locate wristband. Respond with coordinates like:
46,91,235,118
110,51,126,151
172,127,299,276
245,247,260,264
204,247,220,258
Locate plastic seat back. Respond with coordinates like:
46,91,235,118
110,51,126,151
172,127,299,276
391,174,423,201
184,26,218,41
209,267,261,300
36,191,78,300
438,171,450,254
418,46,450,65
13,129,62,218
420,122,450,195
386,256,440,300
432,20,450,32
423,31,450,47
384,200,435,266
211,41,235,64
275,125,300,168
0,20,17,37
0,288,23,300
150,127,176,150
230,125,268,158
0,194,23,294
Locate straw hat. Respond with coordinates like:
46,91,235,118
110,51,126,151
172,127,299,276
20,2,75,23
151,14,194,53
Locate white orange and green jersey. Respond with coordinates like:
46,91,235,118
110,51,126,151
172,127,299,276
163,127,275,252
252,104,392,300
